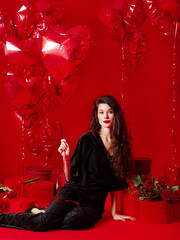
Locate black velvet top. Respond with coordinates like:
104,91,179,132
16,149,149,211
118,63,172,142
66,132,128,212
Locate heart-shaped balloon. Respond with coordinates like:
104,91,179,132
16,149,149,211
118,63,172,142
4,37,41,66
99,6,125,42
143,0,172,36
159,0,180,17
125,31,148,69
5,63,46,117
33,0,65,25
24,119,62,157
0,11,15,42
112,0,128,11
13,1,36,40
24,119,41,157
123,0,146,32
43,73,79,108
41,25,91,82
38,120,62,153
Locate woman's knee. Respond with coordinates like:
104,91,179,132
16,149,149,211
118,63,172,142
61,207,101,230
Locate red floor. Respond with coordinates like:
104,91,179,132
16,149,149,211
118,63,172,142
0,196,180,240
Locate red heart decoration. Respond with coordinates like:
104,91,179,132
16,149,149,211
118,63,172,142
5,63,46,116
125,31,148,69
4,37,41,66
41,25,90,82
13,2,36,40
99,6,125,42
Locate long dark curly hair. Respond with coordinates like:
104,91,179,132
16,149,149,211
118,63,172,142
90,95,132,180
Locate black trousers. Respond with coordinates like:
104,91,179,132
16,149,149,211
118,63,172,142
0,185,102,231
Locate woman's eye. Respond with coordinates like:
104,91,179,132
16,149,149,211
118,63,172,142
109,110,113,114
99,112,103,114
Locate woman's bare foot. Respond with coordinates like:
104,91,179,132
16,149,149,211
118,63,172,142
31,208,45,215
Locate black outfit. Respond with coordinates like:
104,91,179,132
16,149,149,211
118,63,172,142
0,132,128,231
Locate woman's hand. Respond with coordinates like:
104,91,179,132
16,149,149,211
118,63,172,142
112,213,136,221
58,139,70,161
58,139,70,182
31,208,45,215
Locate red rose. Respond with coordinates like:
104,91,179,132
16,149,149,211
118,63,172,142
158,176,171,188
129,183,137,192
161,188,173,201
7,190,17,199
171,190,180,202
0,199,8,213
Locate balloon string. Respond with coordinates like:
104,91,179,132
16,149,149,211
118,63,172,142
121,41,127,108
171,18,178,184
20,119,26,206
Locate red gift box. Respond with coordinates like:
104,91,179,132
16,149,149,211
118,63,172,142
26,180,55,205
122,190,140,218
10,198,35,213
26,165,52,181
139,200,174,224
132,157,152,175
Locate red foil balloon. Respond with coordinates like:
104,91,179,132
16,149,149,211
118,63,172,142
112,0,127,11
0,11,15,42
31,18,51,39
143,0,172,36
41,25,91,82
98,6,125,42
24,124,41,157
5,63,46,117
125,31,148,69
13,1,36,40
55,73,79,107
42,73,79,108
124,0,146,32
159,0,180,17
38,121,62,153
33,0,65,25
4,37,41,66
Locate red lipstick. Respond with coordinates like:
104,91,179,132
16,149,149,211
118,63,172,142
103,120,110,124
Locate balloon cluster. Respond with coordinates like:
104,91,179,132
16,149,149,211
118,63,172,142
99,0,148,69
99,0,180,69
24,119,63,159
0,0,91,161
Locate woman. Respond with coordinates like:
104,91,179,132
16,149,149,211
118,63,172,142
0,95,135,231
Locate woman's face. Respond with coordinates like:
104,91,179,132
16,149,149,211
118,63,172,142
97,103,114,129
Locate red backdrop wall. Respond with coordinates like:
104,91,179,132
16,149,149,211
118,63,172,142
0,0,180,182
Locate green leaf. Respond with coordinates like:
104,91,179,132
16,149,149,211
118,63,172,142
134,175,141,186
139,197,145,200
171,186,179,191
131,176,138,183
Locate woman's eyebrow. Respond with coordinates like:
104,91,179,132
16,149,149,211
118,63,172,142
98,108,112,111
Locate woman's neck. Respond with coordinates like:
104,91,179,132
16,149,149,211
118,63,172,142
98,127,111,141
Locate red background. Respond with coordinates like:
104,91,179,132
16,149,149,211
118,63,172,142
0,0,180,182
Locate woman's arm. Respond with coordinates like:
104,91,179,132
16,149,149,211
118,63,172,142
62,156,70,182
110,191,136,221
58,139,71,182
